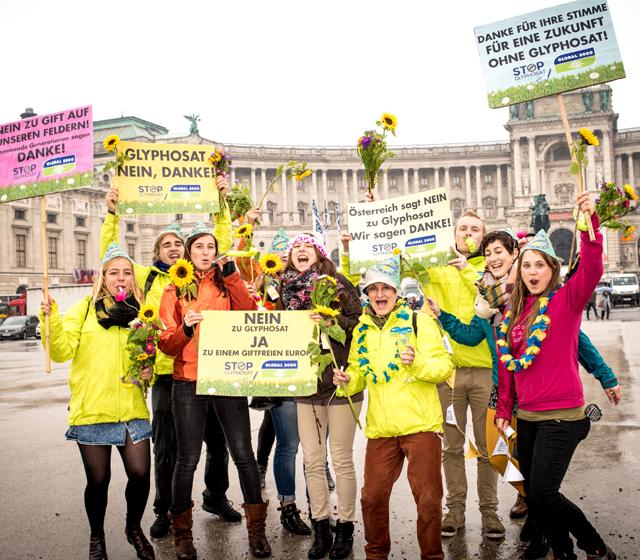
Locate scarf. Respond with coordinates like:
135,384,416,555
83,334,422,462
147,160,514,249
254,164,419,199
475,271,513,325
280,267,316,310
153,260,171,273
95,293,140,329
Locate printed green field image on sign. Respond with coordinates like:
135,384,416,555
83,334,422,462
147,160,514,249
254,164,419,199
42,155,76,177
554,47,596,73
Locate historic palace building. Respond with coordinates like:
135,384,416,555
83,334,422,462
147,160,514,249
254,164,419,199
1,84,639,292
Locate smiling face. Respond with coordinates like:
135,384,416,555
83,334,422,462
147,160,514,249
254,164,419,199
157,233,185,266
290,242,319,273
520,250,555,295
455,215,484,255
484,240,518,279
366,282,398,316
103,257,134,297
189,234,217,272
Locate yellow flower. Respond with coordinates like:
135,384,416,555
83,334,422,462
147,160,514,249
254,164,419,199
578,127,599,147
103,134,120,153
313,305,340,317
169,258,195,289
465,237,478,253
623,184,638,202
324,275,337,286
294,169,312,182
392,248,402,255
138,304,157,323
208,151,222,166
137,353,149,361
234,224,253,239
259,253,284,276
381,113,398,132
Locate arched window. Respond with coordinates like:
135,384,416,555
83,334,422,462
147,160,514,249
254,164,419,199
551,145,571,162
549,228,574,265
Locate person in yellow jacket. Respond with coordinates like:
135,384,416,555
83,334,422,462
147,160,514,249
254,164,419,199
422,210,504,539
101,180,240,538
333,258,453,560
39,243,154,560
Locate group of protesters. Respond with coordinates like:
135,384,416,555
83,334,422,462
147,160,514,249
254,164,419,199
40,175,621,560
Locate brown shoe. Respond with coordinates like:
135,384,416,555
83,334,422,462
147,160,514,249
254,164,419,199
481,511,505,539
170,507,196,560
243,501,272,558
510,494,528,520
125,525,155,560
441,509,465,537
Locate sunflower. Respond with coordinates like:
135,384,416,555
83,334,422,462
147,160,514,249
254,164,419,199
392,247,402,255
208,151,222,166
234,224,253,239
313,305,340,317
294,169,312,182
578,127,599,147
381,113,398,132
259,253,284,276
137,353,149,361
623,184,638,202
103,134,120,153
169,258,195,288
138,304,157,323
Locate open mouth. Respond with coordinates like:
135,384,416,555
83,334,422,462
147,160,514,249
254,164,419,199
297,254,309,265
529,279,539,288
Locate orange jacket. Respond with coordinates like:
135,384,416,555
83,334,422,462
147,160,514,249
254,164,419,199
158,268,257,381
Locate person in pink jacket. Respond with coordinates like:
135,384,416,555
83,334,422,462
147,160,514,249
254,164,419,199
495,192,620,560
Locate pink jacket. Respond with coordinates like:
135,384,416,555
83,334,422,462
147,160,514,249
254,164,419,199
496,215,602,419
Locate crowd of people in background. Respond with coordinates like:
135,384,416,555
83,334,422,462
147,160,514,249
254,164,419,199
39,178,622,560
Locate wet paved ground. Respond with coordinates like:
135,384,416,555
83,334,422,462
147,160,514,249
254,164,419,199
0,315,638,559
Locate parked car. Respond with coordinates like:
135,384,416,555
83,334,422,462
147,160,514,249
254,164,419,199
610,273,640,307
0,315,39,340
35,314,63,339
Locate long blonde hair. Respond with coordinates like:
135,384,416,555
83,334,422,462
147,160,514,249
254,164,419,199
91,258,143,306
506,250,561,350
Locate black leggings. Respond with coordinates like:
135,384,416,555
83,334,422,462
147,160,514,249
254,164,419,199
78,435,151,537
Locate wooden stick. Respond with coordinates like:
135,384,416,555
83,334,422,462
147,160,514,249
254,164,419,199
41,196,51,373
556,94,596,241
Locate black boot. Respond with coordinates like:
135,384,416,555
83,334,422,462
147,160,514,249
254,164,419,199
202,495,242,522
523,535,550,560
89,535,108,560
329,521,353,560
125,525,155,560
308,519,333,559
279,502,311,535
149,512,170,538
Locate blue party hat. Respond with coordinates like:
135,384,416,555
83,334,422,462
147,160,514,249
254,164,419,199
362,257,401,292
102,242,134,265
521,229,558,260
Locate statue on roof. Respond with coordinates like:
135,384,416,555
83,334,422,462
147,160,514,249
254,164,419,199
184,113,200,136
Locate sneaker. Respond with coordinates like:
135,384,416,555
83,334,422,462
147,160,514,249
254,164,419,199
258,463,267,489
202,496,242,522
481,511,505,539
587,547,617,560
441,509,465,537
149,512,170,538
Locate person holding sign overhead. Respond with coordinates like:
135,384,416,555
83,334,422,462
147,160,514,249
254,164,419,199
333,257,454,560
495,192,619,560
39,243,155,560
158,223,270,559
101,181,241,539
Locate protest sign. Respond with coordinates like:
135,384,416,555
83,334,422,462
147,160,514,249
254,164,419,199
346,188,454,275
0,105,93,202
196,310,317,397
114,141,220,215
475,0,625,108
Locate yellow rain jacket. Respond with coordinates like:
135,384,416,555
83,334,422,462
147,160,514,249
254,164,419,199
40,298,149,426
99,209,233,376
339,305,454,439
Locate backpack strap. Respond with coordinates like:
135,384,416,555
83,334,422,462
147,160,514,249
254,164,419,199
412,311,418,336
144,269,160,297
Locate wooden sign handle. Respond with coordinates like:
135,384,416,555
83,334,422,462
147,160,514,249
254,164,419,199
41,196,51,373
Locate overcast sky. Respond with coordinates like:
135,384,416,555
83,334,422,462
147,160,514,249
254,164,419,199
3,0,638,147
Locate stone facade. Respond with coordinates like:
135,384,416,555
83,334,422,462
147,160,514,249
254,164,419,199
1,84,639,293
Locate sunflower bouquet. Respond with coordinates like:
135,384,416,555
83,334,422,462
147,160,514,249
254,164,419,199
307,275,362,429
209,149,233,220
357,113,397,195
102,134,132,173
586,181,638,241
123,304,163,397
168,258,198,301
256,253,283,309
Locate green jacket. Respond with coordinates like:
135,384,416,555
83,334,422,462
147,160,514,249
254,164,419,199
339,305,454,439
40,298,149,426
99,209,233,375
423,257,492,369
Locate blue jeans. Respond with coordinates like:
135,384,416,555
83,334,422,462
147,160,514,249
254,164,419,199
270,398,299,502
171,380,262,514
518,417,606,555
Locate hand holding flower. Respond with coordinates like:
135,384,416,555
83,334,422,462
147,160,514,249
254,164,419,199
332,368,351,387
140,367,153,381
400,344,415,366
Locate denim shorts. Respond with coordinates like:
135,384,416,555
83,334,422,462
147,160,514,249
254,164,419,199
65,419,152,446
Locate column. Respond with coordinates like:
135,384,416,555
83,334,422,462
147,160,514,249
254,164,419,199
311,168,319,206
321,169,328,205
475,166,482,212
341,169,349,204
513,138,523,195
230,168,236,186
382,169,389,199
444,167,451,191
506,163,512,207
260,169,268,225
250,168,257,203
616,156,623,186
602,131,612,180
413,168,419,191
496,164,503,208
629,153,635,186
351,169,358,201
280,171,288,225
465,166,472,207
528,136,538,194
434,167,440,189
403,168,409,195
290,175,299,225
